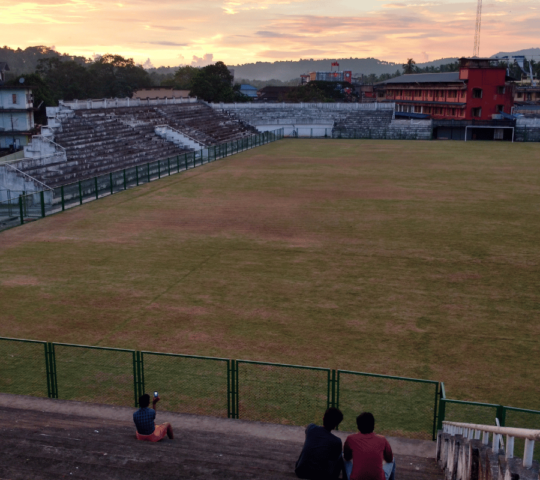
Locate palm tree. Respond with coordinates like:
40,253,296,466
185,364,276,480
402,58,417,74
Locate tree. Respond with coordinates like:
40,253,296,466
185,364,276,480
87,54,151,98
189,61,248,102
161,65,198,89
402,58,417,74
36,57,91,103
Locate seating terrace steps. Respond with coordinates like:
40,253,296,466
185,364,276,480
12,102,257,189
0,401,444,480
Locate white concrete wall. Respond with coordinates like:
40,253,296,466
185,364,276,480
0,88,33,110
255,124,333,137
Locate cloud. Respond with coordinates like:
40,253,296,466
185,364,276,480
191,53,214,67
143,58,155,69
145,41,190,46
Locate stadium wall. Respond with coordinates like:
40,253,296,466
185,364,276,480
211,102,432,140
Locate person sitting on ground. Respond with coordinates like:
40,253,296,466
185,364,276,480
133,393,174,442
295,407,345,480
343,412,394,480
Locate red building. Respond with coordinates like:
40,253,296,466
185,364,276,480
375,58,514,121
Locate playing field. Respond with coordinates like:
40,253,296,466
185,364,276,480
1,139,539,410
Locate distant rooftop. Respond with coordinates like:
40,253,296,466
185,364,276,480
377,72,462,85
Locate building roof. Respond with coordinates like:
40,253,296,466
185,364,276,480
239,84,257,90
377,72,462,85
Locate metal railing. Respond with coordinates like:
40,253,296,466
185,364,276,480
4,163,53,191
2,335,540,442
443,421,539,468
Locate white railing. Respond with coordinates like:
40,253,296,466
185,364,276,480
4,164,53,191
154,124,206,149
211,102,396,111
32,135,66,153
443,421,540,468
59,97,198,110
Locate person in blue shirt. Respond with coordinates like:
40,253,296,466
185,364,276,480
295,408,345,480
133,393,174,442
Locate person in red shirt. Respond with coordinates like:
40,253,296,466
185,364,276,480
343,412,395,480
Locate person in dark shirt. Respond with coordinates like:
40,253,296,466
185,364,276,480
295,407,345,480
133,393,174,442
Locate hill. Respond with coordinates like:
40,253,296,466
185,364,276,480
491,48,540,59
230,57,460,82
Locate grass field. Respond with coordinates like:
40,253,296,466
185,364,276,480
1,139,539,414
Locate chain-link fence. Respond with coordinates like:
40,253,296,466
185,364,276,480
141,352,230,418
52,343,136,407
0,129,284,232
337,371,438,439
235,360,331,426
1,336,540,443
0,338,49,398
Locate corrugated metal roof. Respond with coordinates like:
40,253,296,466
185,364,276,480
377,72,462,85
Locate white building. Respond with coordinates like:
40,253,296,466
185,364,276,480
0,85,35,150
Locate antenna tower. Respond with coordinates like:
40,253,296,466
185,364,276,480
473,0,482,57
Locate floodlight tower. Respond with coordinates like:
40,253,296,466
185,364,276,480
473,0,482,57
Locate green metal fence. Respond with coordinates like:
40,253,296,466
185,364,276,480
1,336,539,442
141,352,230,418
235,360,331,426
337,371,439,439
0,129,284,232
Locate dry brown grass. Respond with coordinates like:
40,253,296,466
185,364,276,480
1,139,540,410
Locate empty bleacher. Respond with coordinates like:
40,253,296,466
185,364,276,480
12,102,257,189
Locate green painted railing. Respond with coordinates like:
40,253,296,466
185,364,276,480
2,336,539,441
0,129,284,232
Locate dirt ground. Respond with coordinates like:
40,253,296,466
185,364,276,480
1,139,539,410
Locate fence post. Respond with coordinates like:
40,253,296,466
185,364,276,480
147,163,150,182
109,172,114,195
46,342,58,399
94,177,99,200
78,181,83,205
123,169,127,190
497,405,506,427
61,186,65,211
18,195,24,224
44,343,52,398
235,360,239,418
132,351,139,407
158,160,161,179
437,397,446,432
168,158,171,176
227,360,232,418
184,154,188,170
136,165,139,186
432,384,439,440
176,155,180,173
40,191,45,217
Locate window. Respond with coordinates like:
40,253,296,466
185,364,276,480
517,92,523,98
414,106,422,113
12,94,17,104
415,90,422,97
472,107,482,117
451,108,456,116
497,105,504,113
497,86,505,94
472,88,482,99
461,90,466,98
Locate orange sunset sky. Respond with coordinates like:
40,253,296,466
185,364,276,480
2,0,539,67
